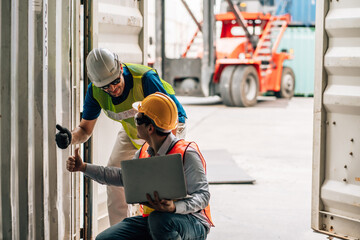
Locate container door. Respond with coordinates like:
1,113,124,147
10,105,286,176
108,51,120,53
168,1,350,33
88,0,148,235
312,0,360,239
1,0,81,239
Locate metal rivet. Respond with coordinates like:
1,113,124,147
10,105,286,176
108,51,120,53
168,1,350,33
343,178,347,182
351,138,354,142
344,165,347,169
333,121,336,125
350,152,353,156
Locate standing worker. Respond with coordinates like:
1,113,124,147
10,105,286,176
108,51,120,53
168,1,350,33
66,92,214,239
55,48,187,225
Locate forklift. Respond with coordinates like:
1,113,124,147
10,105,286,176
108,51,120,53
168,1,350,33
155,0,295,107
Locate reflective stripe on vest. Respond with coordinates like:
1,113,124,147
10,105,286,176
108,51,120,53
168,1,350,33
92,63,175,149
138,140,214,227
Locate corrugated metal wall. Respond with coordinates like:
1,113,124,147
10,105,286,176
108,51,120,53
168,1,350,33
312,0,360,239
0,0,81,239
278,27,315,96
90,0,147,234
92,0,147,64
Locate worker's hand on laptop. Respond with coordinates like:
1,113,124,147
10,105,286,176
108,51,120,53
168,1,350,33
145,191,176,213
67,148,86,172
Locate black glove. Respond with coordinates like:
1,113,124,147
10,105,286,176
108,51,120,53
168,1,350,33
55,124,72,149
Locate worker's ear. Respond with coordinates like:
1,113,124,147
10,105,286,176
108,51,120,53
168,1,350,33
147,124,155,135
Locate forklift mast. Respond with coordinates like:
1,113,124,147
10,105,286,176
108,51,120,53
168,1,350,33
155,0,215,97
224,0,258,49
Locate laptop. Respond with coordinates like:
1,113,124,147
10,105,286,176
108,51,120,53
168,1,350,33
121,153,187,204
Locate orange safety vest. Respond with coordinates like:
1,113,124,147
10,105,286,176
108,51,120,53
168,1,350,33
139,139,214,227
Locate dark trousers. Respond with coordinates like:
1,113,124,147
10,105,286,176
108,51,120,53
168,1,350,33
96,211,208,240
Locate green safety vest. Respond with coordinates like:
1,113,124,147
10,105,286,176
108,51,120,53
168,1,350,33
92,63,175,149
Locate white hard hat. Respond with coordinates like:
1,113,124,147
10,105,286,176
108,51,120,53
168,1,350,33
86,48,121,88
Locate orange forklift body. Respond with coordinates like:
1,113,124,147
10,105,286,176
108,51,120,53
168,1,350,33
211,12,292,94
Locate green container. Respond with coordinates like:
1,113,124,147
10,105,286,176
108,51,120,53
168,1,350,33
278,27,315,96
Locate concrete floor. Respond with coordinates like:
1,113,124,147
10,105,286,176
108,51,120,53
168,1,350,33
178,96,327,240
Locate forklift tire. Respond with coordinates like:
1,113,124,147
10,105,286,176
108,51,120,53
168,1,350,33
219,66,236,106
231,65,259,107
275,67,295,99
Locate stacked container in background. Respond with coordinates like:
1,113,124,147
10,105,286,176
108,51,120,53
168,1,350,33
276,0,316,96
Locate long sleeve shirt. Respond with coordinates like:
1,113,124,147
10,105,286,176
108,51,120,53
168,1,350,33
84,134,211,231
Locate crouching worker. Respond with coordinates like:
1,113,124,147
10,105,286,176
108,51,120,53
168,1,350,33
67,92,214,240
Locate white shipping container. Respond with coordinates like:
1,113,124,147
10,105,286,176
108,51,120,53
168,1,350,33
0,0,81,239
0,0,147,238
312,0,360,239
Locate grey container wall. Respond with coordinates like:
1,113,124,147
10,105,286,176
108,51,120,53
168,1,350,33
312,0,360,239
0,0,81,239
278,27,315,96
276,0,316,26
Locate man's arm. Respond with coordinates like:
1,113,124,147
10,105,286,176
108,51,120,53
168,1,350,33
173,150,210,214
72,83,99,144
67,147,87,172
144,149,210,214
67,147,124,186
71,118,97,144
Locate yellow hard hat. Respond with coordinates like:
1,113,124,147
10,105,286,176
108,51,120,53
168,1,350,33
132,92,178,132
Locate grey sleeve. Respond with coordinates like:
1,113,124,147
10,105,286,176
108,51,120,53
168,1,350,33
83,164,124,186
174,149,210,214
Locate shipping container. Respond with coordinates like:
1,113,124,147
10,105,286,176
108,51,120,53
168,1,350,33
312,0,360,239
0,0,81,239
278,27,315,96
0,0,147,239
276,0,316,26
